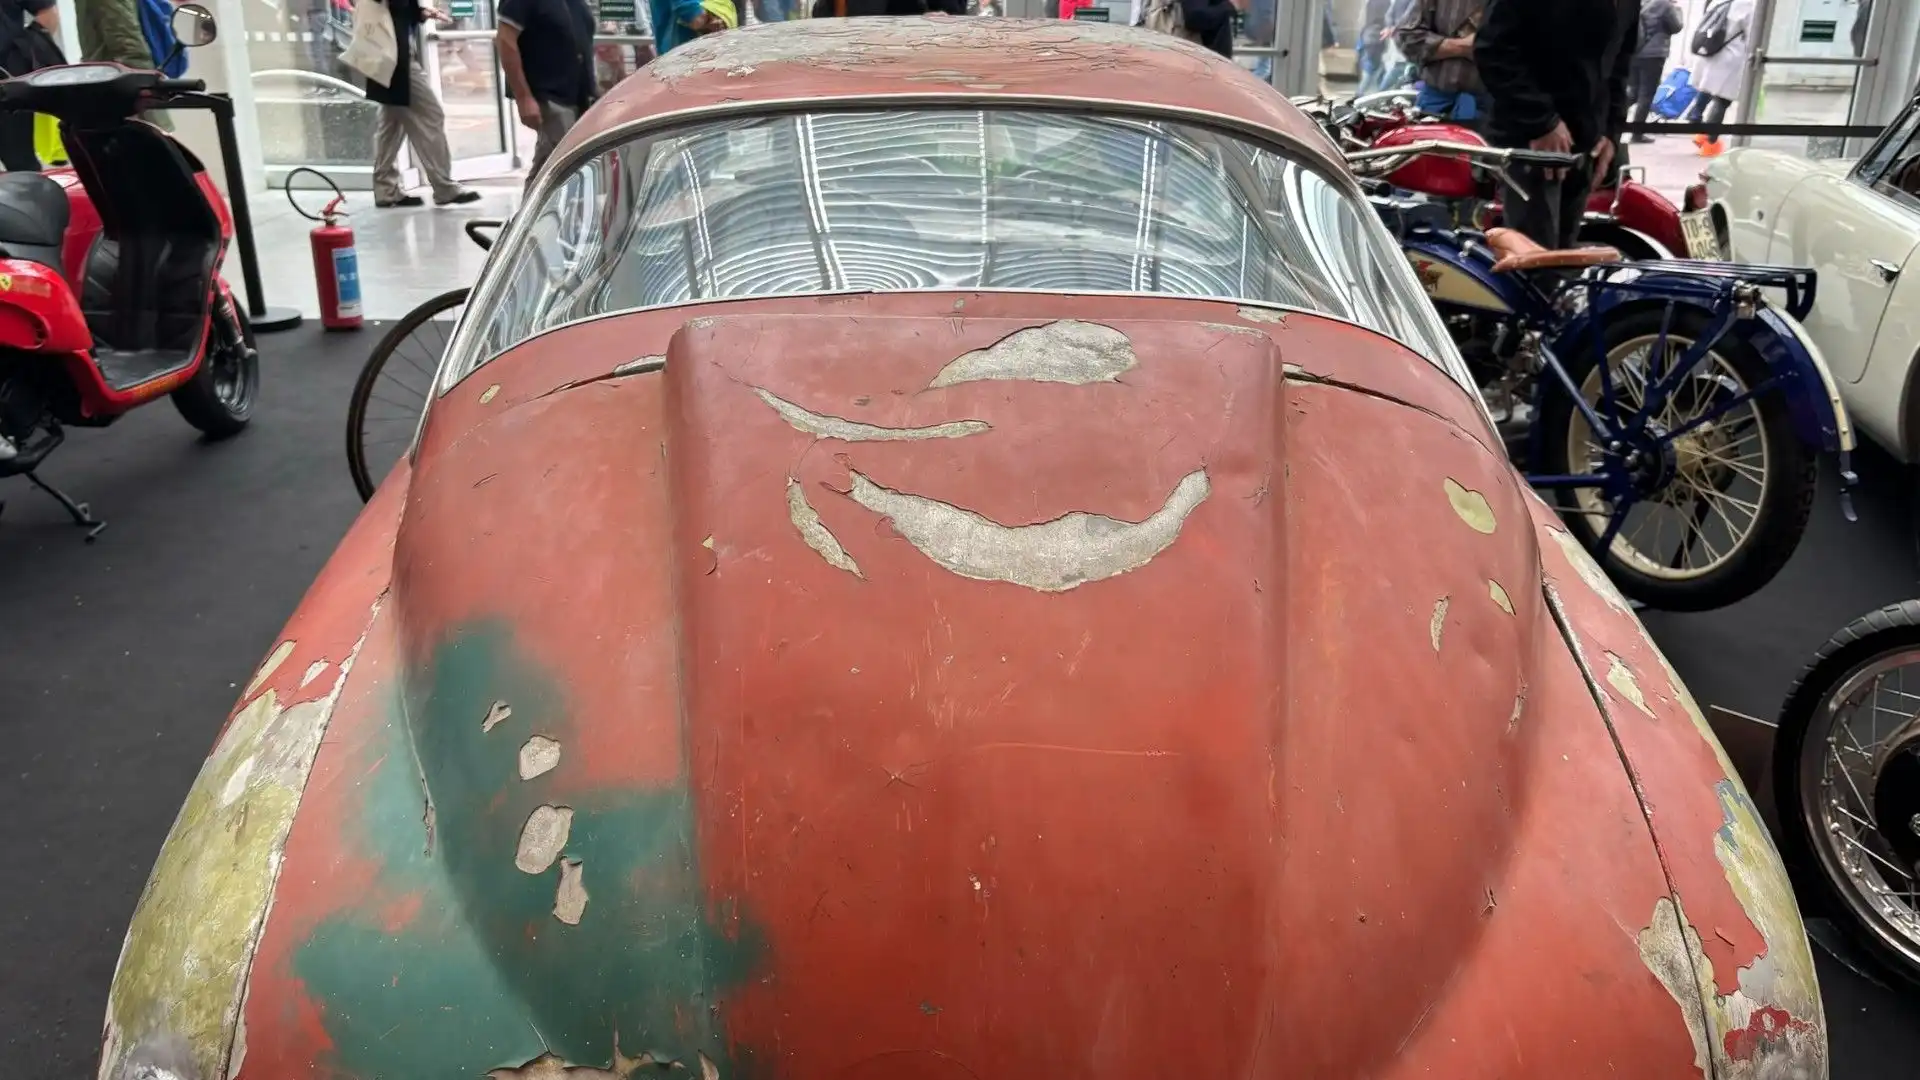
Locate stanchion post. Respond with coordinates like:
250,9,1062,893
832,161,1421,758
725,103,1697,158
206,92,303,333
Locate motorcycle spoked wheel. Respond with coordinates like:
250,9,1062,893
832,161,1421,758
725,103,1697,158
172,304,258,438
1773,602,1920,990
1538,306,1815,612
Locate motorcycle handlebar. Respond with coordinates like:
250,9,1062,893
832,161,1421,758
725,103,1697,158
464,219,502,251
1345,139,1589,175
154,77,207,93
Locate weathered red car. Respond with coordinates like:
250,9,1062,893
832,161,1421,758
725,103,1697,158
99,18,1827,1080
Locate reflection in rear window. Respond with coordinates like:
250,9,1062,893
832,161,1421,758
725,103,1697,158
449,108,1463,389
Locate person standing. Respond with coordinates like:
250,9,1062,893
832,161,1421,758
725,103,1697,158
647,0,722,55
497,0,598,183
1177,0,1242,58
0,0,61,170
1356,0,1392,95
1684,0,1751,157
1625,0,1680,140
1475,0,1638,250
363,0,480,208
1395,0,1488,128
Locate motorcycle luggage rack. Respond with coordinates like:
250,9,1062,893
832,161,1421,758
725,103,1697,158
1580,260,1817,322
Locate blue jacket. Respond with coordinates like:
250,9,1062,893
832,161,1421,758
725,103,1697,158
648,0,708,55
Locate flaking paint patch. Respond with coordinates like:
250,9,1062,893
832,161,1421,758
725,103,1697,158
100,617,374,1080
847,467,1209,592
515,804,574,873
927,320,1136,387
786,478,862,578
243,640,295,698
1638,891,1826,1080
1549,527,1635,615
298,660,329,689
1443,478,1497,534
755,387,988,441
482,700,513,732
1605,653,1657,718
479,384,500,404
1429,596,1450,652
518,735,562,780
1237,305,1288,324
1489,579,1513,615
487,1039,649,1080
554,858,589,925
611,355,665,377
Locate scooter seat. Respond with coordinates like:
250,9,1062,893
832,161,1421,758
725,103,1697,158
1484,226,1621,274
0,171,69,251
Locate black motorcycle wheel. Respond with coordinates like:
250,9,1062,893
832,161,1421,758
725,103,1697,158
1774,602,1920,989
1538,306,1814,611
172,304,258,438
347,287,467,501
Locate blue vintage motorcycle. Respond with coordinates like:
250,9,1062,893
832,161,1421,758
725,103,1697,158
1345,139,1854,611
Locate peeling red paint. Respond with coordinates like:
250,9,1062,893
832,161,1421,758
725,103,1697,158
1723,1005,1814,1062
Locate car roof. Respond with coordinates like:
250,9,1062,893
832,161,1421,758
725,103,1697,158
559,17,1347,177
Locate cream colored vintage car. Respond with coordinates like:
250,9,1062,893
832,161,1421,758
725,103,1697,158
1705,100,1920,461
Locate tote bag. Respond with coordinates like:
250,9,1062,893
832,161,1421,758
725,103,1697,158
339,0,399,87
1651,67,1696,119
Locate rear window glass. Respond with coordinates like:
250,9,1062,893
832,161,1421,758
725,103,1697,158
445,108,1467,390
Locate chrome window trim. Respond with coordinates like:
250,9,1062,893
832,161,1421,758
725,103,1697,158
415,94,1482,461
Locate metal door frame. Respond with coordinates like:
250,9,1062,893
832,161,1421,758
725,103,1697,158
1731,0,1884,149
422,25,521,178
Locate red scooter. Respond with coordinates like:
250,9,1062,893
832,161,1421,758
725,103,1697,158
1315,98,1707,260
0,3,257,540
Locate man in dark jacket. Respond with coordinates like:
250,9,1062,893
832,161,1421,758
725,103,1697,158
1179,0,1244,58
1626,0,1681,139
0,0,60,170
1475,0,1638,250
364,0,480,208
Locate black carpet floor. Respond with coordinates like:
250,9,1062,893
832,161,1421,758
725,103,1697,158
2,324,1917,1077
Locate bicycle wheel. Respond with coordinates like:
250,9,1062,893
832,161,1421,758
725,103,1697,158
346,287,468,501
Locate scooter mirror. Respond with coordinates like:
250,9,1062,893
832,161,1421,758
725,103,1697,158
171,4,218,47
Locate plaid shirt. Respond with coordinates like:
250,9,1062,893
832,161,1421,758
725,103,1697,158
1394,0,1485,94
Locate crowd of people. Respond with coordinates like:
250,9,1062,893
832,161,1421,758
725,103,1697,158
1354,0,1755,159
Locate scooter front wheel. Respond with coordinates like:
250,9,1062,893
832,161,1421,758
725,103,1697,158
173,304,259,438
1538,306,1815,611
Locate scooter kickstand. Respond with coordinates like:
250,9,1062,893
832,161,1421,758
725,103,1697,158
25,471,107,541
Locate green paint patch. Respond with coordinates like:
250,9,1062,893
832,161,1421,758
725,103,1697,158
295,622,762,1078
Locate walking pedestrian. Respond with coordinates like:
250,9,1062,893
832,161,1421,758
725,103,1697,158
1684,0,1751,157
497,0,598,183
1356,0,1392,95
362,0,481,208
1625,0,1680,140
1395,0,1488,128
1475,0,1638,250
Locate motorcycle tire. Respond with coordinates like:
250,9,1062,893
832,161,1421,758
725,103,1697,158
1772,601,1920,989
173,304,258,439
1538,306,1814,612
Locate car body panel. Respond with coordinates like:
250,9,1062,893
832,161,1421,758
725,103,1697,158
1708,144,1919,457
98,22,1827,1080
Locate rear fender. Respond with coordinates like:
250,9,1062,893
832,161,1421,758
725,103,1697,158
1400,234,1531,315
1552,295,1851,454
0,258,90,353
1578,219,1675,262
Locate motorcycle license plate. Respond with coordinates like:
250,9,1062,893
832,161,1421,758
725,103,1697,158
1681,209,1722,260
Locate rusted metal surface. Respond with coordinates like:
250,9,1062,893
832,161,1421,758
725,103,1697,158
102,291,1825,1078
553,19,1346,179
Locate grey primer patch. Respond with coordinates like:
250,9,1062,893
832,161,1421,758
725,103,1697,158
553,858,588,924
518,735,562,780
754,388,989,442
1238,305,1288,324
611,354,665,377
848,468,1210,592
929,320,1136,388
515,804,573,873
787,479,863,578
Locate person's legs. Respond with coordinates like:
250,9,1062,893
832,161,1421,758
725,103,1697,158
0,112,39,172
399,58,471,203
1557,166,1594,249
1629,58,1662,135
1500,166,1566,251
1683,89,1710,124
526,100,582,187
372,104,412,204
1701,95,1731,155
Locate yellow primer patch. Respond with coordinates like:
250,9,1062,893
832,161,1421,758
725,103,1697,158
101,624,367,1080
1605,653,1656,718
1548,528,1634,615
1443,478,1497,534
243,640,296,698
479,384,501,404
1488,579,1513,615
1430,595,1450,652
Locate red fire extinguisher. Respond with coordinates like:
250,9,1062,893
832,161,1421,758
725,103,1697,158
288,167,363,331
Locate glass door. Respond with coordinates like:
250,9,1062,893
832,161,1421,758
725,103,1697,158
422,3,518,181
1733,0,1883,156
